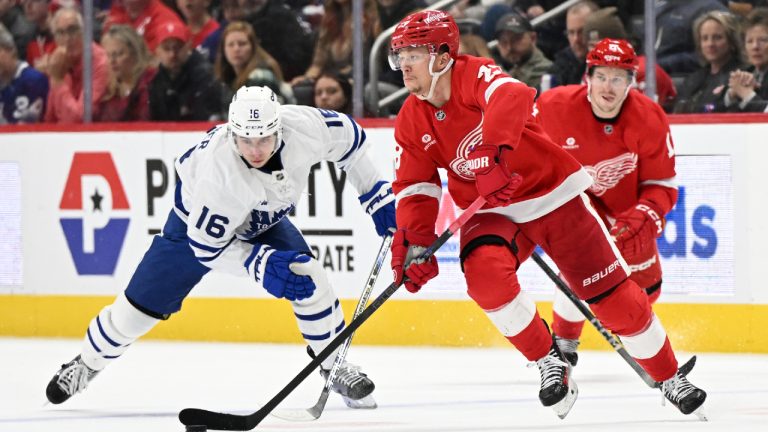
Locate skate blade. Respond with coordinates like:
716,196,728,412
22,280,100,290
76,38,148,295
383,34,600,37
343,394,377,409
271,408,318,422
554,380,578,419
693,407,708,422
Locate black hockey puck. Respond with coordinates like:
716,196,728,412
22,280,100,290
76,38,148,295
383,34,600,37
186,425,207,432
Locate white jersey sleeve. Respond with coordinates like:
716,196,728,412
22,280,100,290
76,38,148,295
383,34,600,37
282,106,386,197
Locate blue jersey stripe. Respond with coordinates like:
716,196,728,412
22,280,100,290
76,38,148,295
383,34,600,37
302,331,331,341
96,316,122,347
338,115,363,163
295,305,334,321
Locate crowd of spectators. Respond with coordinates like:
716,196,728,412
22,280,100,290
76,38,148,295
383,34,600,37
1,0,767,125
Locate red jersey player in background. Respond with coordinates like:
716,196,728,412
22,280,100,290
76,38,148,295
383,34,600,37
387,10,706,419
534,38,677,374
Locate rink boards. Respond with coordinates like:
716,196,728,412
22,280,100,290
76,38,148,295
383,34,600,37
0,115,766,353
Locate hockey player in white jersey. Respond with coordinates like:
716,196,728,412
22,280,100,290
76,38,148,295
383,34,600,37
45,86,396,408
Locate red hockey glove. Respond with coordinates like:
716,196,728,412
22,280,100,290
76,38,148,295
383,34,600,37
610,200,665,259
467,144,523,207
391,229,439,293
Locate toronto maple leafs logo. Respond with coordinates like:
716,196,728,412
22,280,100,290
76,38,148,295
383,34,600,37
584,152,638,196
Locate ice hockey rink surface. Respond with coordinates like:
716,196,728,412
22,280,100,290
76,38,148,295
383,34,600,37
1,338,765,432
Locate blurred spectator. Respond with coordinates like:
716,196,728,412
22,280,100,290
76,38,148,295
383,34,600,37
22,0,56,73
44,7,108,123
292,0,381,85
377,0,425,30
0,22,48,124
149,21,225,120
199,0,243,62
582,7,677,108
638,0,727,75
244,0,313,81
104,0,186,52
214,21,292,103
723,8,768,112
459,33,492,58
548,0,597,87
1,0,36,55
729,0,768,16
516,0,569,59
175,0,219,48
493,12,552,91
95,24,157,121
313,71,351,113
673,10,745,113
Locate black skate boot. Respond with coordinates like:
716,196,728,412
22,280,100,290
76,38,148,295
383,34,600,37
661,370,707,419
46,355,99,404
535,337,578,419
554,336,580,367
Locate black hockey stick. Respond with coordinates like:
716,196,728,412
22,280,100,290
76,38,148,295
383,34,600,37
530,252,696,388
179,197,487,431
271,235,393,421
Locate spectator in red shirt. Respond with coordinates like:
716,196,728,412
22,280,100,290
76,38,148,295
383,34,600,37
104,0,185,51
175,0,218,48
44,6,109,123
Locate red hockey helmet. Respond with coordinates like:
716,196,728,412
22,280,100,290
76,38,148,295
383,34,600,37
389,10,460,69
586,38,639,71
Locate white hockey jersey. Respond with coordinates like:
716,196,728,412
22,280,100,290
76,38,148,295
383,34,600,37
173,105,384,277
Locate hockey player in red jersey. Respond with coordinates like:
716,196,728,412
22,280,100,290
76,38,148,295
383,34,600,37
534,38,677,370
388,11,706,418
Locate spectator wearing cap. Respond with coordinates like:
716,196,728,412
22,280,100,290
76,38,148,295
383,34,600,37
493,12,552,92
104,0,186,52
148,21,226,121
43,6,109,123
548,0,598,87
583,7,677,109
0,22,48,124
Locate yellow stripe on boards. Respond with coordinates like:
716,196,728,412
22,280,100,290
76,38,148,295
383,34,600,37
1,295,766,353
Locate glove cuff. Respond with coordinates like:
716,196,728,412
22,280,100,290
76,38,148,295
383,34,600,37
359,180,394,215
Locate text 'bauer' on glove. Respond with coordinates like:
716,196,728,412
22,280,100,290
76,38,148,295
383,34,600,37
245,245,317,301
610,200,664,259
467,144,523,207
390,228,439,293
359,180,396,236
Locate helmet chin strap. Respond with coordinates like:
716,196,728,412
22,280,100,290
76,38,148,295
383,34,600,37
416,54,454,101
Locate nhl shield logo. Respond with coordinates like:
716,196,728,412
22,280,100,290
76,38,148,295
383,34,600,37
435,110,446,121
604,124,613,135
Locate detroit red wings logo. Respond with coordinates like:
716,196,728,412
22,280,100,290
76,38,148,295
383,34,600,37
585,152,638,196
448,118,484,180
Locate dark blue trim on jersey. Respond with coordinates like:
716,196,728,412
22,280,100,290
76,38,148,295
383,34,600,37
338,114,364,163
295,305,333,321
335,320,345,334
325,120,344,128
302,331,331,341
191,236,237,263
244,243,267,270
188,238,224,253
86,329,101,353
174,181,189,216
96,316,121,347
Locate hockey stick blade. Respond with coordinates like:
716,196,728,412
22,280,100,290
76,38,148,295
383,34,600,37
179,197,486,431
272,236,392,422
530,252,658,389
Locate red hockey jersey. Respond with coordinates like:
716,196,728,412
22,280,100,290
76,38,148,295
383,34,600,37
393,55,593,235
534,85,677,220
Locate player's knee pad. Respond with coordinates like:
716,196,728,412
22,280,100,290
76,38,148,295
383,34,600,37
290,261,344,367
463,244,522,311
81,293,160,370
588,279,652,336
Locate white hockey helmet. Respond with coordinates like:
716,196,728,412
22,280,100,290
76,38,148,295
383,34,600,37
228,86,283,146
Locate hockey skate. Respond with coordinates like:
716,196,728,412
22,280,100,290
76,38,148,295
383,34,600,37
534,339,578,419
661,370,707,420
45,355,99,404
320,362,377,409
554,336,580,367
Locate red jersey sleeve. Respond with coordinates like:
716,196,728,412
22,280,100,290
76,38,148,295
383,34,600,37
392,101,442,236
633,93,678,215
460,57,538,150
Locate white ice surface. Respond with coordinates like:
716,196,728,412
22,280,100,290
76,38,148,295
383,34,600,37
1,338,765,432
